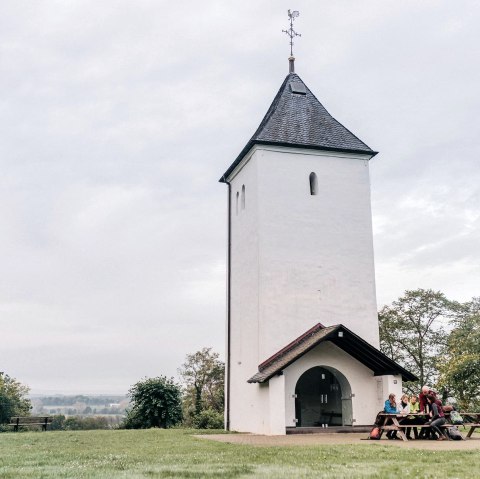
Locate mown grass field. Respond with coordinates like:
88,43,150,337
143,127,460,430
0,428,478,479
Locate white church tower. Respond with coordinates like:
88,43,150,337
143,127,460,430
220,29,415,435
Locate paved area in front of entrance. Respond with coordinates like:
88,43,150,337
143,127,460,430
197,433,480,450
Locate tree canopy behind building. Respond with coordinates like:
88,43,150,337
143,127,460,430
438,297,480,409
378,289,455,393
379,289,480,409
178,347,224,428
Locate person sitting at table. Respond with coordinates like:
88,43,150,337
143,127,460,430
410,395,420,413
418,386,436,439
398,394,410,415
398,394,411,439
419,385,436,413
426,394,448,441
405,395,420,439
384,393,399,439
397,393,417,440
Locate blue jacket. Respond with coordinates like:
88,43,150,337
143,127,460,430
384,399,398,414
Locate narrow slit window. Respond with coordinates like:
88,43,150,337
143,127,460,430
236,192,239,215
309,172,318,195
241,185,245,210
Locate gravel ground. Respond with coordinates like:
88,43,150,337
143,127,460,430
197,433,480,450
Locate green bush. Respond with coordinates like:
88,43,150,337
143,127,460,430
64,416,110,430
123,376,182,429
47,415,113,431
192,408,224,429
49,415,66,431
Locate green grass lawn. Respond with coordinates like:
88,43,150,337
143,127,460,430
0,429,477,479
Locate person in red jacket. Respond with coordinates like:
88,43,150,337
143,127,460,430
418,386,437,439
419,385,437,413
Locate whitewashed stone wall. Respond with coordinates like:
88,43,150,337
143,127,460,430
283,342,394,429
227,144,381,434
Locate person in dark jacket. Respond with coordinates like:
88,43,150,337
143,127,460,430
426,394,448,441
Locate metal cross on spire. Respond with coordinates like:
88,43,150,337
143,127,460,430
282,10,301,73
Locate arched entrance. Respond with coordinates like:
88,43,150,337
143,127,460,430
294,366,353,427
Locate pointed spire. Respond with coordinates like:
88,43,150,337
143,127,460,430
220,73,376,182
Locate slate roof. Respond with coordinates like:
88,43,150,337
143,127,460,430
247,323,417,383
220,72,377,182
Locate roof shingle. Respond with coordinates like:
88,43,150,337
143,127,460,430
220,72,377,182
248,323,417,383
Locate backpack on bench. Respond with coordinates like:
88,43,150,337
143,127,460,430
450,410,463,425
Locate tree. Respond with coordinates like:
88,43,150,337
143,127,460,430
0,372,31,424
438,298,480,409
378,289,454,393
178,348,224,427
123,376,182,429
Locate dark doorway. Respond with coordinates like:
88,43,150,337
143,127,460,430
295,366,352,427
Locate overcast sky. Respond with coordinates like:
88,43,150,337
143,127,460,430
1,1,478,394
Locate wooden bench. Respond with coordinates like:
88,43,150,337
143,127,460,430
9,416,52,432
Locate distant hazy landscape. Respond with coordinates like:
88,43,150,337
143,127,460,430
28,394,128,428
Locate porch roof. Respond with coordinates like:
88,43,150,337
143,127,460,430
247,323,417,383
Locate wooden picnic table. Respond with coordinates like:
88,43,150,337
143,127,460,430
458,412,480,438
377,412,460,442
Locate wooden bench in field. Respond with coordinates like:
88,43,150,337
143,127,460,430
9,416,52,432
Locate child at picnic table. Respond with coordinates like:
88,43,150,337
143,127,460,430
398,394,410,415
384,393,399,439
402,394,419,439
396,393,416,440
410,395,419,413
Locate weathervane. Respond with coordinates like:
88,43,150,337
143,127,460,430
282,10,301,73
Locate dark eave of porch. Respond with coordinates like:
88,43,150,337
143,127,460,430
247,323,417,384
